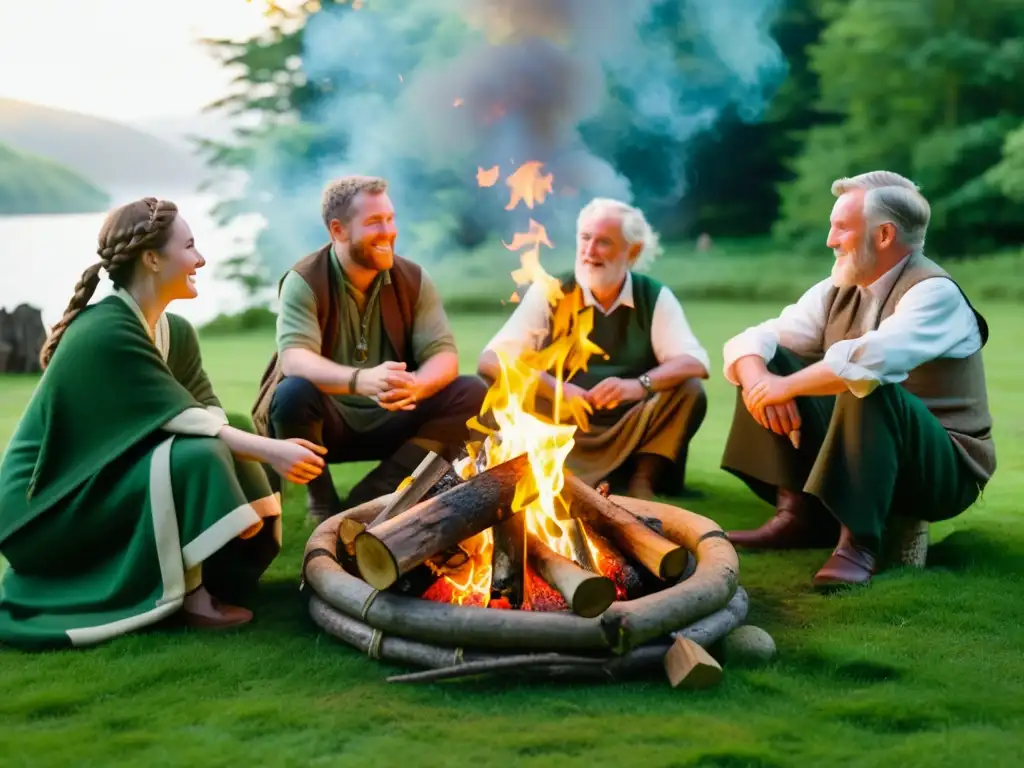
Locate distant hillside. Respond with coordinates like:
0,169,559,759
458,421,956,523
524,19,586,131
0,98,205,197
0,142,109,215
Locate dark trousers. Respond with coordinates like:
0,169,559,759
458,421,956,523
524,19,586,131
268,374,487,506
721,348,981,552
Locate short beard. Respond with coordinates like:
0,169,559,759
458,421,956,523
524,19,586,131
349,240,377,270
831,238,877,288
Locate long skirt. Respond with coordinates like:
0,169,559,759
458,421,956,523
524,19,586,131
0,433,281,650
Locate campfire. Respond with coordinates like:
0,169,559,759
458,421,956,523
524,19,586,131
303,163,760,686
346,161,688,618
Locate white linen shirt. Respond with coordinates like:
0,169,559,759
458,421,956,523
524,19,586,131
721,255,983,398
485,272,711,374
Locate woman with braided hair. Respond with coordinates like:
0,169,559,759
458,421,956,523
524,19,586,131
0,197,327,649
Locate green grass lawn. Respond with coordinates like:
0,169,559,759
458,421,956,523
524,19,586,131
1,301,1023,767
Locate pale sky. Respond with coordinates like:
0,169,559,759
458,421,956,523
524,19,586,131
0,0,289,122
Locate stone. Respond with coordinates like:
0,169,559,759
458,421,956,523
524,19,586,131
720,625,777,666
0,304,47,374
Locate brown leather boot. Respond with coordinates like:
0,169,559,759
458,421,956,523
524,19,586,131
727,488,837,549
813,526,876,589
182,586,253,629
306,468,341,524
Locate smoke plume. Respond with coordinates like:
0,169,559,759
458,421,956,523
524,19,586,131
255,0,787,272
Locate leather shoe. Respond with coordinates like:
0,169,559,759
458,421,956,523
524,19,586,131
182,593,253,630
813,529,876,589
727,489,836,550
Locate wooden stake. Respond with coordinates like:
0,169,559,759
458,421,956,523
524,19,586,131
563,474,689,581
663,635,723,689
354,454,528,590
527,534,617,618
371,451,452,526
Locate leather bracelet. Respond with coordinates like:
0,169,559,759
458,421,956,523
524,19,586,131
349,368,360,395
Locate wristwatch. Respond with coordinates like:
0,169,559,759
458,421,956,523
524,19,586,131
638,373,654,398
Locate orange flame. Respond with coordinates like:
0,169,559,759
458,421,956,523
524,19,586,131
430,161,605,608
505,161,553,210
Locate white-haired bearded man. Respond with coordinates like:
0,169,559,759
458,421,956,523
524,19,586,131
478,198,711,498
721,171,996,589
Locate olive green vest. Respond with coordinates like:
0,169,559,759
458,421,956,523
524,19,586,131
545,272,662,390
823,252,996,483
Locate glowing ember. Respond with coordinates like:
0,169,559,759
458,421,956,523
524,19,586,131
453,97,465,107
477,165,500,188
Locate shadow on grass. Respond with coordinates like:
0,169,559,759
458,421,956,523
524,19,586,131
927,528,1021,573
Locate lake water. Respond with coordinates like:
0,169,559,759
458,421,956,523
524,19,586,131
0,194,261,329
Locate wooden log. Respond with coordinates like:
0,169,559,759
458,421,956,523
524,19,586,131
527,533,617,618
568,519,599,572
490,511,526,608
305,511,609,651
663,636,723,689
354,454,529,589
371,451,452,526
598,496,740,654
563,474,689,581
582,522,644,600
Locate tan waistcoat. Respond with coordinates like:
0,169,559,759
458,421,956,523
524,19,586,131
822,252,996,483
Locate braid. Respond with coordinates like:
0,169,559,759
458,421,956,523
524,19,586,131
39,196,179,370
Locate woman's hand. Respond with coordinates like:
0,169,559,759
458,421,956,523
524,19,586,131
267,438,327,484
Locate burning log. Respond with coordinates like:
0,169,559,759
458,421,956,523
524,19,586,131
490,512,526,608
581,522,644,600
527,533,616,618
598,495,740,654
568,519,599,573
306,510,609,651
354,454,529,590
338,453,456,557
564,474,688,581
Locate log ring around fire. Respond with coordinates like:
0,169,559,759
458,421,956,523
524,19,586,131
303,493,749,679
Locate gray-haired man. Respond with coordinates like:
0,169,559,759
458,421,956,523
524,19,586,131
721,171,996,588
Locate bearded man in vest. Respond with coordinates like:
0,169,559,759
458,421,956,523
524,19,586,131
721,170,996,589
252,176,487,520
478,198,711,499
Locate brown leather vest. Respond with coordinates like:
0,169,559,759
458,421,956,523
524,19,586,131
822,252,996,483
250,244,422,436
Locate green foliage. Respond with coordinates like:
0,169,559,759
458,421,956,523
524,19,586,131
775,0,1024,254
989,122,1024,202
0,142,109,215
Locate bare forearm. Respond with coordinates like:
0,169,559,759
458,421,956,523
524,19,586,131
732,355,770,391
217,425,273,463
415,351,459,399
280,348,357,395
647,354,708,391
784,361,849,398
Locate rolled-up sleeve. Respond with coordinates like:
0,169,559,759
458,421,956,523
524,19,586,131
823,277,982,398
650,287,710,373
722,278,832,386
275,271,322,354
